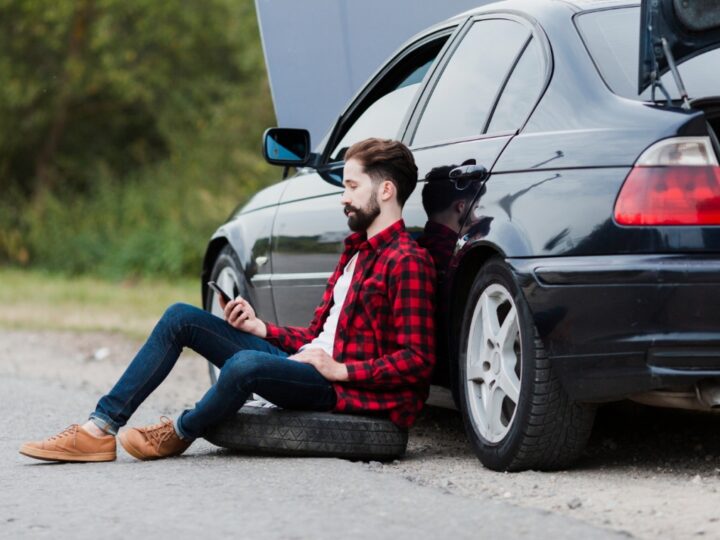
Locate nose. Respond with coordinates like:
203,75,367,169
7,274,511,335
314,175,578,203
340,189,351,205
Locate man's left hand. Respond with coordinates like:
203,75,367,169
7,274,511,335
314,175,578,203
289,348,349,382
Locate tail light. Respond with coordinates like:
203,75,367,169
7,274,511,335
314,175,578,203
614,136,720,226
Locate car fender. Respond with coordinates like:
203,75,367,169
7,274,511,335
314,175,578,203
201,205,278,306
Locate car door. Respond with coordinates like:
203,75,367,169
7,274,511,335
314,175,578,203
269,27,458,326
405,15,550,243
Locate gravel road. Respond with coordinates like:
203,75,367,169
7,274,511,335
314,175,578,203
3,329,719,539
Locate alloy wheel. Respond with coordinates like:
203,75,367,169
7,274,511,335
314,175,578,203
465,283,522,443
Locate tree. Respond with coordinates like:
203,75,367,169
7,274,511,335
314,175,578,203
0,0,270,198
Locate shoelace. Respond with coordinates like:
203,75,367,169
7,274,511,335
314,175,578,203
47,424,79,442
140,417,177,449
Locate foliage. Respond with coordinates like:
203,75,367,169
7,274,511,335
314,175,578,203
0,0,279,277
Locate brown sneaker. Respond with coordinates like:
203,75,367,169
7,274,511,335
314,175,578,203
119,416,191,461
19,425,116,462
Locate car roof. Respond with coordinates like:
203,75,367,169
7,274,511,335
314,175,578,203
449,0,639,20
556,0,639,10
411,0,638,41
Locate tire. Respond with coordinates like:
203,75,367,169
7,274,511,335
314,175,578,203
457,257,596,471
205,245,250,385
204,405,408,461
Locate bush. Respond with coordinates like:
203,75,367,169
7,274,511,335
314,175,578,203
2,142,277,279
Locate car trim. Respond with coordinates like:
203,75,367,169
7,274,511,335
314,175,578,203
409,130,517,152
531,255,720,285
252,272,332,286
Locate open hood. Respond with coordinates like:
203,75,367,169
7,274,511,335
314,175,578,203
639,0,720,95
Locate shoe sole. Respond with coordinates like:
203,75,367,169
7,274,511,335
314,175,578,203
19,445,116,463
118,432,155,461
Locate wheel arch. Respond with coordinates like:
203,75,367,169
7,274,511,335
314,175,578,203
449,243,505,335
201,236,231,307
201,213,261,305
443,242,505,388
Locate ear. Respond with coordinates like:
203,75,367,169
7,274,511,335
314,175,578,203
454,200,467,214
378,179,395,202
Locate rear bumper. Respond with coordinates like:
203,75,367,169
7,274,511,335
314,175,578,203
509,254,720,401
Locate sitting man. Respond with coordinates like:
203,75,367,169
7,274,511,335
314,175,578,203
20,137,436,462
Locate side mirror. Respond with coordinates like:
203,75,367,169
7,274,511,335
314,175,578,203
263,128,311,166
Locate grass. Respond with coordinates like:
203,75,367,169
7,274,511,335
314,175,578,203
0,267,200,339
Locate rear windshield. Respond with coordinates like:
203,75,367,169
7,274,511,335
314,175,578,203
575,7,720,101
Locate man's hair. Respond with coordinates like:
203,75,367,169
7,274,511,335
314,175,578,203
422,163,476,217
344,138,418,207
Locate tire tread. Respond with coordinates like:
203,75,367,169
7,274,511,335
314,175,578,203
204,406,408,461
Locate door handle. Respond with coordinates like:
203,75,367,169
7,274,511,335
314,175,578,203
449,163,488,181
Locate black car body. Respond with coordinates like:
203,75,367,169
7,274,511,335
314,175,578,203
201,0,720,470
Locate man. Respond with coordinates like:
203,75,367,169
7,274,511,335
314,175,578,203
417,160,479,281
416,161,480,390
20,137,436,462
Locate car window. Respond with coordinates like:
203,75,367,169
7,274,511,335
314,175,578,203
412,19,531,147
329,39,447,162
486,37,545,133
576,7,720,100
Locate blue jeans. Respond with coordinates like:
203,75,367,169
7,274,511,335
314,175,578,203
90,303,336,440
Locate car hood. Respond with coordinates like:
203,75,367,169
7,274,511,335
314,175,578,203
639,0,720,94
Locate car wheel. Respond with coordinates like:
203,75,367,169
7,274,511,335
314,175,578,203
205,245,249,385
458,257,596,471
204,405,408,461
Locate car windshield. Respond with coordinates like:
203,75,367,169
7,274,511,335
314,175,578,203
576,6,720,101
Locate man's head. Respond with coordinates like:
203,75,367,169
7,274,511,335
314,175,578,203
341,138,418,233
422,161,477,232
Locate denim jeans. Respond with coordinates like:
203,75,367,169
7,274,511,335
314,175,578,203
90,303,336,440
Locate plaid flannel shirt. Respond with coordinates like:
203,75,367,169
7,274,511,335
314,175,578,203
417,221,457,281
264,219,436,428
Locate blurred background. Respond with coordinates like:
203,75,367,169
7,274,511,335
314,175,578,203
0,0,275,281
0,0,279,336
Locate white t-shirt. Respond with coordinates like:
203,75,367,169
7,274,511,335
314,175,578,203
298,252,358,356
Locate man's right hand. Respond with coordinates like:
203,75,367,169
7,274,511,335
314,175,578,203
220,296,267,338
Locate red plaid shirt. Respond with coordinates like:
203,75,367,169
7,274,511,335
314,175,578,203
264,219,436,428
417,221,457,281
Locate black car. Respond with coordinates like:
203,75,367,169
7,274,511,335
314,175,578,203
201,0,720,471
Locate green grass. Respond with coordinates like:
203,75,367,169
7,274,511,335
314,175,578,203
0,267,200,339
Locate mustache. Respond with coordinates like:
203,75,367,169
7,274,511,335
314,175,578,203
344,205,360,216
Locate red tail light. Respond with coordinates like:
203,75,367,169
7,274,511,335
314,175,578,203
614,137,720,226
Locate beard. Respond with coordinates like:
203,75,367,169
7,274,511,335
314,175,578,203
344,195,381,232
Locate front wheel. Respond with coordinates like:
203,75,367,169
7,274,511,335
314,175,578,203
458,258,595,471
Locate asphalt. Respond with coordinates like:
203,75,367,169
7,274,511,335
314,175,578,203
2,375,624,540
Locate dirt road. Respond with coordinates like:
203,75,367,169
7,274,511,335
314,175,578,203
4,329,719,539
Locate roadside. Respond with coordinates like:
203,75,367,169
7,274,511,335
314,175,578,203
0,268,198,339
3,327,719,539
3,329,624,540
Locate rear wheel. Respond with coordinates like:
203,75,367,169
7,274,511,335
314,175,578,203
205,245,249,385
458,258,596,471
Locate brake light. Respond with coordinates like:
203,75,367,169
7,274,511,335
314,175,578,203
614,137,720,226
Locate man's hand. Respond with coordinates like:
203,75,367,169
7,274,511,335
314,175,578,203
220,295,267,338
289,348,349,381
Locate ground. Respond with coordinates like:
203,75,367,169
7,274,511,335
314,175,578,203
3,328,719,538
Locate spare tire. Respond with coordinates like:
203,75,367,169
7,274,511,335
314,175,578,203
204,406,408,461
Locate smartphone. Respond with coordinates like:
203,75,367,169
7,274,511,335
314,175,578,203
207,281,233,303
